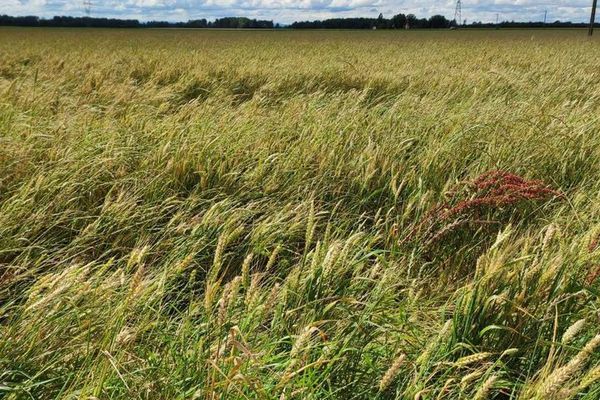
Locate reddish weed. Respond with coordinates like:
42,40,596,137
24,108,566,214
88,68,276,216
401,170,561,248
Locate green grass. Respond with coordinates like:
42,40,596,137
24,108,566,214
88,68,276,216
0,27,599,399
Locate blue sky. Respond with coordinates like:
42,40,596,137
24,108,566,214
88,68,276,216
2,0,595,24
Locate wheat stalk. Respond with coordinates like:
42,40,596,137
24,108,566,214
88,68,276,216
379,353,406,391
561,319,586,345
538,335,600,396
473,375,497,400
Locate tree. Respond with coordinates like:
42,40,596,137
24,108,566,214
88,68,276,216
406,14,418,29
391,13,406,29
376,13,385,29
429,15,450,29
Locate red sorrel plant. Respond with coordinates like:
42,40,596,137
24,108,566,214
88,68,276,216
401,171,562,252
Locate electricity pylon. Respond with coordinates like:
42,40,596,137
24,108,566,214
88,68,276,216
454,0,462,26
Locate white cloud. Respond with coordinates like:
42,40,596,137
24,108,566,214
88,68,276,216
1,0,595,23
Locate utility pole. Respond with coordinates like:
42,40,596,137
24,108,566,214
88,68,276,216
590,0,598,36
544,10,547,25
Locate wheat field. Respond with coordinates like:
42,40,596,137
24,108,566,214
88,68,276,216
1,27,600,399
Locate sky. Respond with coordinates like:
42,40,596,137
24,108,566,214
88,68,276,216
1,0,596,24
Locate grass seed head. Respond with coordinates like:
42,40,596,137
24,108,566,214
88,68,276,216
561,319,586,345
379,353,406,392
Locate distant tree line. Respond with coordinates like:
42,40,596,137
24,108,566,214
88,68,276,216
289,13,598,29
0,13,596,30
0,15,274,29
291,13,453,29
0,15,141,28
465,20,596,29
